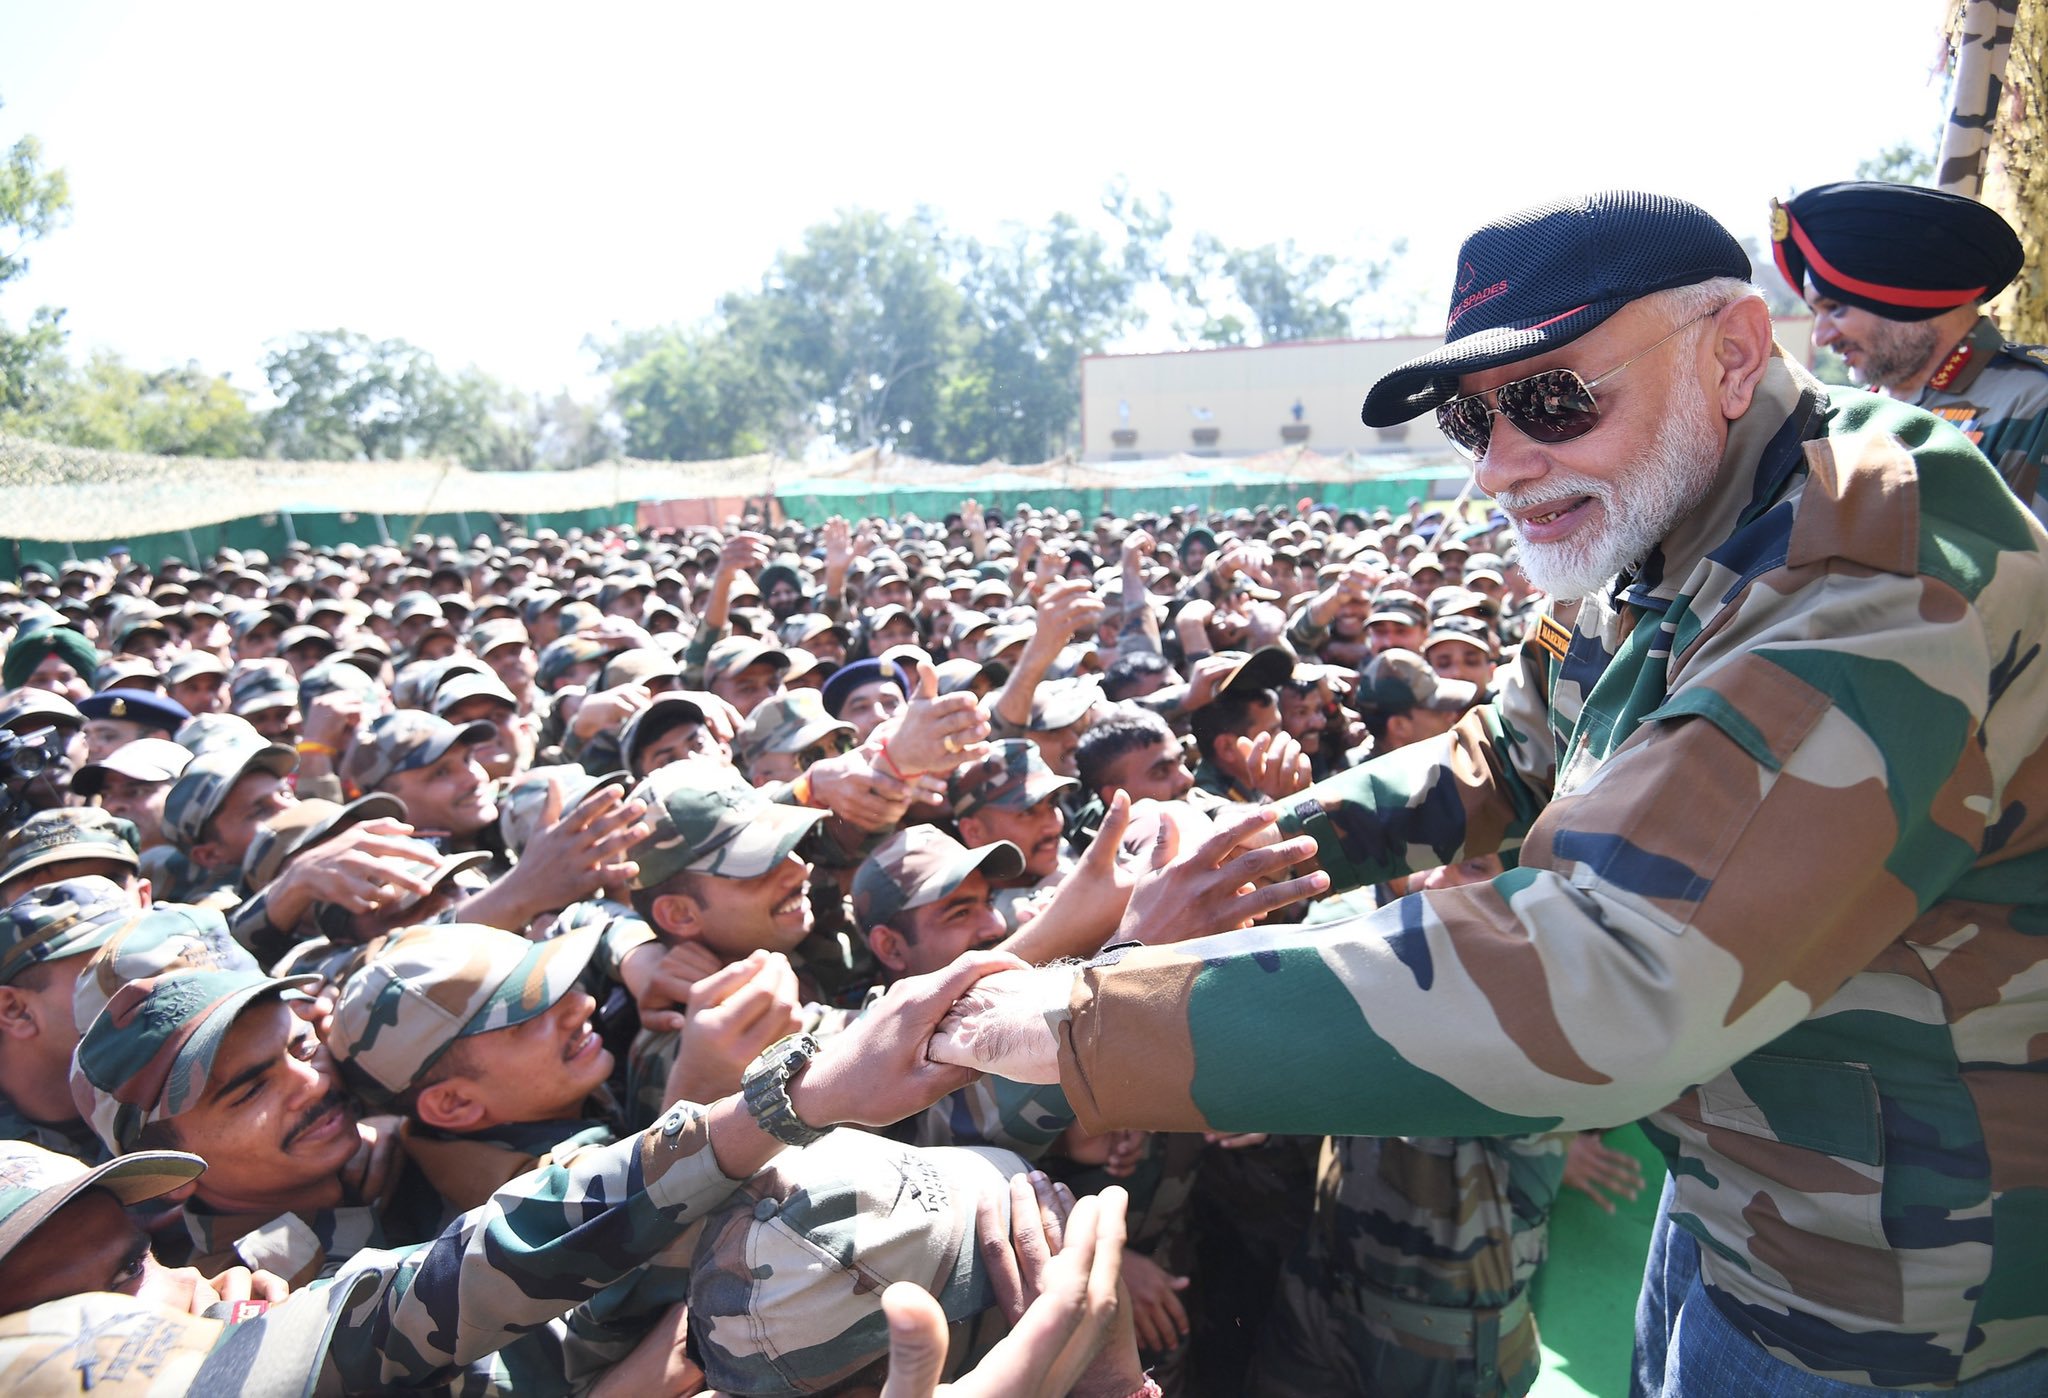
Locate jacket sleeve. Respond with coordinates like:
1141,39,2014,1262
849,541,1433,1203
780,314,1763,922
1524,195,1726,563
1059,568,1996,1140
315,1100,740,1390
1276,637,1557,891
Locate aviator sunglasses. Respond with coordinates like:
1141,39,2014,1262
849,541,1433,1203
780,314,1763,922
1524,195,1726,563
1433,308,1719,461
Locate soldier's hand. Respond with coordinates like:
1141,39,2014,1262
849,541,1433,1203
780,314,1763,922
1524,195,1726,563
788,950,1028,1129
876,660,991,775
668,950,803,1103
1203,1131,1269,1150
569,682,652,741
1233,728,1312,801
673,689,744,745
299,691,367,753
1563,1131,1645,1214
823,516,853,574
805,749,922,830
618,939,724,1033
927,964,1072,1084
508,784,651,909
269,817,435,926
717,531,773,577
200,1265,290,1307
881,1184,1134,1398
1121,1248,1190,1354
1115,801,1327,944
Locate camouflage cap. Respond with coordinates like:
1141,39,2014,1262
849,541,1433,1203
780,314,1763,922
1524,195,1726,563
1018,676,1101,733
619,693,711,776
1366,590,1428,628
173,712,263,757
70,737,193,800
734,690,853,772
0,1141,205,1264
535,631,626,691
0,809,141,888
689,1134,1024,1396
157,657,225,694
160,741,298,853
850,826,1022,933
239,793,407,893
430,670,517,718
71,968,320,1154
0,689,81,736
979,622,1035,661
91,658,162,693
340,711,494,794
705,636,795,690
946,739,1076,821
1355,648,1480,717
596,647,679,692
0,1272,376,1398
391,591,444,626
1423,616,1495,657
277,626,336,659
296,657,381,706
73,903,259,1036
779,614,847,648
496,765,631,859
0,877,143,986
228,662,299,716
326,922,601,1104
468,616,530,656
627,762,826,890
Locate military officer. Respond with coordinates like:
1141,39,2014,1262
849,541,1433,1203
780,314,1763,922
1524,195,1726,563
1772,179,2047,523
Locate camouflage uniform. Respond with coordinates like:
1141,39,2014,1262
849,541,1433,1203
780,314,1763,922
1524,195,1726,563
1042,363,2048,1388
159,740,300,911
1908,317,2048,526
945,740,1077,933
687,1131,1025,1395
0,1102,756,1396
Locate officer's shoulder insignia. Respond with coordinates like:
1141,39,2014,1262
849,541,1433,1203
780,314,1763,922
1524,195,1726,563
2000,342,2048,373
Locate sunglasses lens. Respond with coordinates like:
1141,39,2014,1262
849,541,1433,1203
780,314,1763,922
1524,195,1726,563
1435,399,1493,460
1498,370,1601,443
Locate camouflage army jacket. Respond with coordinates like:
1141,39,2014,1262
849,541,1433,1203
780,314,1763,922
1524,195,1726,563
306,1101,742,1393
1047,358,2048,1388
1909,315,2048,526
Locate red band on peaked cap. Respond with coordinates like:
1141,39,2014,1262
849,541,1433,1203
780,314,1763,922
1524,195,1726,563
1786,216,1987,310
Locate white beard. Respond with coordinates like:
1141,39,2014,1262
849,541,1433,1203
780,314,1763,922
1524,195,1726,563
1500,374,1722,601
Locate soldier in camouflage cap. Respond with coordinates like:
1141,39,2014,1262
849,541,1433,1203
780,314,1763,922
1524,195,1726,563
619,692,724,780
339,710,496,842
687,1132,1027,1396
227,661,300,746
1354,647,1478,755
172,711,262,758
735,688,855,785
72,903,258,1039
0,1277,369,1398
157,740,297,905
629,761,826,910
950,736,1081,912
70,967,322,1157
0,808,140,904
852,826,1019,982
324,923,612,1211
0,878,148,1163
704,635,794,719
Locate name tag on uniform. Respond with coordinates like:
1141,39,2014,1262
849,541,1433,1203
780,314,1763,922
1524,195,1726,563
1530,612,1573,662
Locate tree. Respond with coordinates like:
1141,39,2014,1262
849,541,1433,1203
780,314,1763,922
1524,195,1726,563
0,98,70,416
758,209,963,453
1856,140,1937,185
1179,234,1401,347
19,351,262,456
595,299,805,461
261,330,504,463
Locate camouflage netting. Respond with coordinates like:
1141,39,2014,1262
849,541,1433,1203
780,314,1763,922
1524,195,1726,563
0,431,1461,545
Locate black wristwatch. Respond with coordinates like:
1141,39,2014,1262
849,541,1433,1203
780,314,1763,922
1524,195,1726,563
741,1033,829,1146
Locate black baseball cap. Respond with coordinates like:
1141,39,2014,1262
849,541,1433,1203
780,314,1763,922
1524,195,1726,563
1363,190,1751,428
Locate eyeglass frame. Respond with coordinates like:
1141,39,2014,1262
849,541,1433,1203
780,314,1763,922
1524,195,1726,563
1433,306,1727,462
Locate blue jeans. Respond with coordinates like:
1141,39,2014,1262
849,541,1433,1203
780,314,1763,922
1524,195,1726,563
1631,1177,2048,1396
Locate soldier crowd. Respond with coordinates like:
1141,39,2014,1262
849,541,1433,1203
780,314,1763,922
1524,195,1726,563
0,179,2041,1398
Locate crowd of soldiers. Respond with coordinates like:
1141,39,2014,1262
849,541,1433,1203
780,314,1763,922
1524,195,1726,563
0,178,2042,1398
0,479,1613,1396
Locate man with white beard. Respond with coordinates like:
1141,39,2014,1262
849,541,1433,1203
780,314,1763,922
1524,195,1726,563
929,192,2048,1396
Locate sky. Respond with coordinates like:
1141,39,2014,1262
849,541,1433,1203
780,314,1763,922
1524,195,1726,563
0,1,1956,404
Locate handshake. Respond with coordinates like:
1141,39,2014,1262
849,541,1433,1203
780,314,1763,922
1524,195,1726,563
931,800,1327,1085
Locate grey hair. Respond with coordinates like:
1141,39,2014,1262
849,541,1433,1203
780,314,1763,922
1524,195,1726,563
1640,277,1762,327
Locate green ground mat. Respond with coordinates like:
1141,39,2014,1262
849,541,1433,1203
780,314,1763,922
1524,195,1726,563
1530,1124,1666,1398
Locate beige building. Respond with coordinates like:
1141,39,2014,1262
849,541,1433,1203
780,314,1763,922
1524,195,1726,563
1080,316,1817,462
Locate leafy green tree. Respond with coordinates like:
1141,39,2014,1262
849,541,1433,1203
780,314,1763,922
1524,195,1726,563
760,209,963,452
0,99,70,416
1856,140,1936,185
262,330,504,463
595,299,804,461
22,352,262,455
